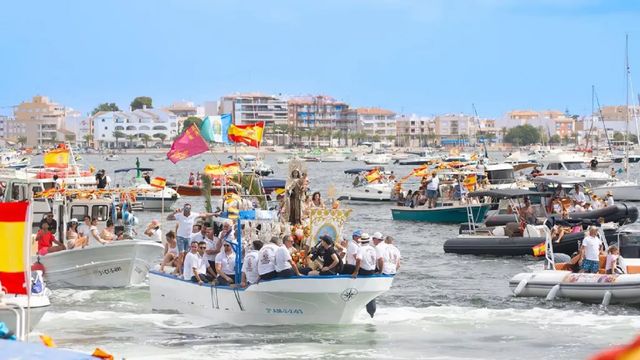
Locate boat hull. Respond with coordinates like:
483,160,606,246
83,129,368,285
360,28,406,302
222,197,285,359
592,183,640,201
150,272,393,325
391,204,490,224
0,294,50,334
135,196,178,211
39,240,164,288
174,185,233,197
510,270,640,304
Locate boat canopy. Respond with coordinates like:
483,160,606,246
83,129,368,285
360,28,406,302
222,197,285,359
532,175,587,186
114,167,154,173
344,167,385,175
467,189,549,199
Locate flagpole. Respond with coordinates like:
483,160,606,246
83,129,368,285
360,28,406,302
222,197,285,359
24,201,33,342
160,187,165,238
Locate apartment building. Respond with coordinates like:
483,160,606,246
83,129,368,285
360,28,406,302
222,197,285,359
288,95,357,133
0,116,26,142
14,95,67,147
395,114,434,147
92,109,178,148
219,93,288,127
356,108,396,139
434,114,476,145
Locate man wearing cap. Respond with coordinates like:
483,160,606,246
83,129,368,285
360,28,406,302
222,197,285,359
580,226,603,273
372,232,389,274
258,237,280,281
275,235,301,278
340,230,361,274
167,204,215,254
352,233,377,278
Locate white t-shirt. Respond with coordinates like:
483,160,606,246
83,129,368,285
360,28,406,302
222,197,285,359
607,196,615,206
203,237,217,262
345,240,360,265
89,225,101,246
582,235,601,261
275,245,293,272
573,191,586,203
605,254,619,271
375,242,392,274
174,212,200,239
190,231,205,244
148,228,162,243
427,176,439,191
242,250,260,284
356,244,378,271
385,244,401,275
77,223,91,237
257,243,278,275
215,251,236,275
183,251,206,280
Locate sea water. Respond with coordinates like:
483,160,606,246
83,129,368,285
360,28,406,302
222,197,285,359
30,152,640,359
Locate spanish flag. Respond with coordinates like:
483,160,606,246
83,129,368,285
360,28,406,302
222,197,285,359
150,177,167,189
463,174,477,191
43,148,70,168
228,122,264,148
204,162,240,177
411,165,430,178
365,168,381,183
532,242,546,257
590,334,640,360
0,201,30,294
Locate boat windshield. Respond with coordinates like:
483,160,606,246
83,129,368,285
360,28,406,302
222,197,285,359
486,169,515,184
564,162,587,170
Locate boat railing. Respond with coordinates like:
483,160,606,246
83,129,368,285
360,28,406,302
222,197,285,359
542,223,556,270
0,290,26,341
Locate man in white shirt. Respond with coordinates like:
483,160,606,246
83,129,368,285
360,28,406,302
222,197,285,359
183,241,212,284
215,241,237,285
275,235,301,278
340,229,361,274
426,172,439,208
606,191,615,206
384,236,401,275
573,184,587,204
581,226,603,273
241,240,263,287
352,233,378,278
203,223,220,273
257,237,280,281
372,232,388,274
167,204,214,254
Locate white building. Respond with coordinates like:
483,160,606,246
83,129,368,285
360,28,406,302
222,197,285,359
220,93,288,126
356,108,396,139
92,109,178,149
63,109,91,145
164,101,204,119
0,116,26,142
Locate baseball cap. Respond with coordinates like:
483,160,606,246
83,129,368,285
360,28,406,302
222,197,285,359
372,232,383,240
352,229,362,237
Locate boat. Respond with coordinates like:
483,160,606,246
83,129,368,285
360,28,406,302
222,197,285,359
150,272,393,325
321,153,347,162
174,184,235,196
105,153,120,161
537,151,611,187
39,240,164,288
148,154,167,162
591,180,640,202
362,153,391,165
113,167,180,211
338,182,393,202
0,150,31,169
237,155,274,176
276,157,291,164
503,151,538,166
0,273,51,335
391,202,490,223
484,163,533,190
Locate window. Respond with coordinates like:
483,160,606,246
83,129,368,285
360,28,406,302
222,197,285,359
92,205,109,221
71,205,89,220
546,163,561,170
152,125,167,130
126,126,136,131
115,126,124,131
105,127,108,130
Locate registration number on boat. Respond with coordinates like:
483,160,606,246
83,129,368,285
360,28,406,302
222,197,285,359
265,307,303,315
96,267,122,276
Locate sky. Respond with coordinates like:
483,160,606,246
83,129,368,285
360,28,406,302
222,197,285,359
2,0,640,118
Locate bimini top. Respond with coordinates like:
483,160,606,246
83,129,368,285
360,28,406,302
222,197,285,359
467,189,550,199
532,175,587,185
114,167,154,173
344,167,385,175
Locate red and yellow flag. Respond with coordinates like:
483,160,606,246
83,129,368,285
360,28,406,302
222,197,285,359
167,124,210,164
365,168,382,183
228,122,264,148
204,162,240,177
463,174,477,191
43,148,70,168
590,335,640,360
532,242,546,257
0,201,30,294
411,164,430,178
150,177,167,189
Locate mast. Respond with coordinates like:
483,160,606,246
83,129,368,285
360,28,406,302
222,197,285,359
472,104,488,159
625,34,630,179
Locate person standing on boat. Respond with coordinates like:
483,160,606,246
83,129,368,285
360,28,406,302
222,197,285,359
580,226,603,274
384,236,401,275
241,240,263,287
215,241,237,285
275,235,301,278
258,237,280,281
606,191,615,206
372,232,388,274
590,158,598,171
351,233,377,278
167,204,215,254
426,172,439,209
183,240,212,284
340,230,361,274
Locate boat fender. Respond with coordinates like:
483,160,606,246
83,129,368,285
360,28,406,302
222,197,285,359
545,284,560,301
366,299,377,318
513,278,529,296
602,291,612,307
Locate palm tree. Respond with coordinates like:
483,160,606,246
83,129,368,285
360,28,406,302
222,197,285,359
141,134,152,148
500,127,508,144
112,130,125,149
153,133,167,146
64,134,76,144
83,134,93,147
17,136,27,148
126,134,137,148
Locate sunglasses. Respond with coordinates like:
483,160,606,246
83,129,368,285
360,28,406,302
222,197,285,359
198,246,207,249
223,244,231,247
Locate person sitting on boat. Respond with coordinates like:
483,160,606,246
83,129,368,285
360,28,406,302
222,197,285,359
241,240,263,287
572,184,587,204
517,197,536,225
351,233,378,278
142,172,151,185
605,245,622,275
550,198,563,214
372,232,388,274
87,217,111,245
403,190,413,207
530,167,542,177
311,235,342,276
610,167,616,178
590,158,598,171
184,240,213,285
257,237,280,281
167,204,216,254
36,221,65,255
195,172,202,187
65,219,88,250
188,172,195,186
160,230,180,274
606,191,615,206
78,215,92,238
215,240,237,286
580,226,603,274
339,230,361,275
40,212,58,237
425,172,439,209
583,202,593,211
100,219,121,242
144,219,162,243
310,192,325,209
275,235,302,278
590,195,602,210
571,200,585,213
384,236,401,275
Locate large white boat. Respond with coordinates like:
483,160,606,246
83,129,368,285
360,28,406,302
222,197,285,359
0,150,31,169
150,272,393,325
39,240,164,288
591,180,640,201
538,151,611,187
362,153,391,165
113,167,179,211
338,182,393,202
